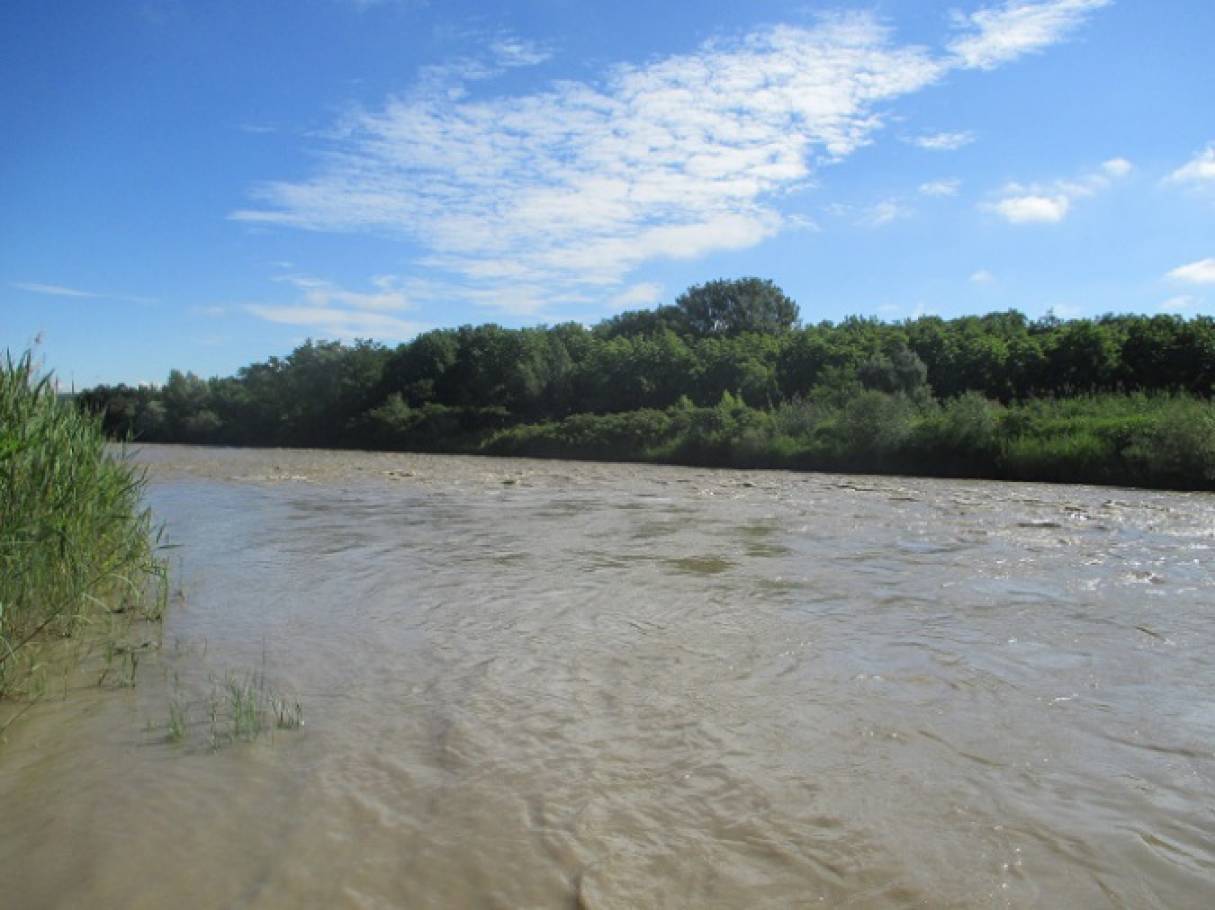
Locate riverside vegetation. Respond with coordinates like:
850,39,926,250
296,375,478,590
80,279,1215,490
1,351,303,747
0,352,167,720
159,665,303,751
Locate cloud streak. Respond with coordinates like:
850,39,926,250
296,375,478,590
234,3,1111,314
860,199,911,227
1160,295,1201,313
920,178,961,196
11,282,99,298
246,275,431,339
489,37,553,68
948,0,1111,70
10,281,156,304
246,304,429,339
1167,258,1215,286
985,157,1130,223
907,131,975,151
607,282,665,311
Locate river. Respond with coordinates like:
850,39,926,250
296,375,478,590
2,445,1213,908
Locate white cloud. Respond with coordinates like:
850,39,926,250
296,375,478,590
948,0,1112,70
489,37,552,68
246,304,429,339
992,193,1070,223
824,198,911,228
985,157,1130,224
970,269,996,283
457,283,595,316
10,281,155,304
273,273,413,310
234,8,1111,315
1167,258,1215,285
407,32,550,95
1167,144,1215,185
11,281,99,298
1160,295,1201,313
191,305,227,317
908,130,975,151
246,275,430,340
244,303,430,340
862,199,911,227
920,178,961,196
607,282,665,311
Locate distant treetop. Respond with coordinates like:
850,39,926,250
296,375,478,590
675,277,800,337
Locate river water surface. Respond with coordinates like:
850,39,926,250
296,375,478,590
2,446,1213,908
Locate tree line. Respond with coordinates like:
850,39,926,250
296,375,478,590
78,278,1215,489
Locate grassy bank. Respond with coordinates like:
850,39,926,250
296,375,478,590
1,352,166,706
481,392,1215,491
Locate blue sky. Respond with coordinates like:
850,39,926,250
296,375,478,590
2,0,1213,386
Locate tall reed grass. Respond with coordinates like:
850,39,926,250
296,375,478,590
483,389,1215,489
0,351,166,703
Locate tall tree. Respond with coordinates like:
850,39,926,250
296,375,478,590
675,278,799,337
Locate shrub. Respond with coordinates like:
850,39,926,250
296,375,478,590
839,390,915,459
1124,398,1215,487
941,392,1001,457
1002,431,1113,484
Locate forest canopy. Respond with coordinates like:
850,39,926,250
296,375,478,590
77,278,1215,490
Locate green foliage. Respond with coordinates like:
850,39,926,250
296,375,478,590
909,392,1002,471
672,391,774,462
843,390,916,454
857,344,929,397
1,352,166,700
1003,430,1114,484
378,329,458,407
1123,398,1215,485
675,277,800,337
770,396,828,439
359,392,418,448
486,409,677,460
73,279,1215,490
593,305,689,340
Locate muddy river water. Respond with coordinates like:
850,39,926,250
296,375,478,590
2,445,1214,908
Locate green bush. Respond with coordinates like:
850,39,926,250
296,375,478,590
485,409,678,460
837,390,916,461
1124,397,1215,485
1002,430,1114,484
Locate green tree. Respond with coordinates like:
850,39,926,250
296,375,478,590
380,330,459,407
675,278,799,337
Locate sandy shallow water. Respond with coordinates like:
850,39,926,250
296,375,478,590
2,445,1213,908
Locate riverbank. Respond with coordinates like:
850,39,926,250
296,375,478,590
0,353,166,709
109,390,1215,493
76,306,1215,493
479,392,1215,491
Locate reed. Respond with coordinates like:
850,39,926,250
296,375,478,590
158,670,303,750
0,351,167,701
